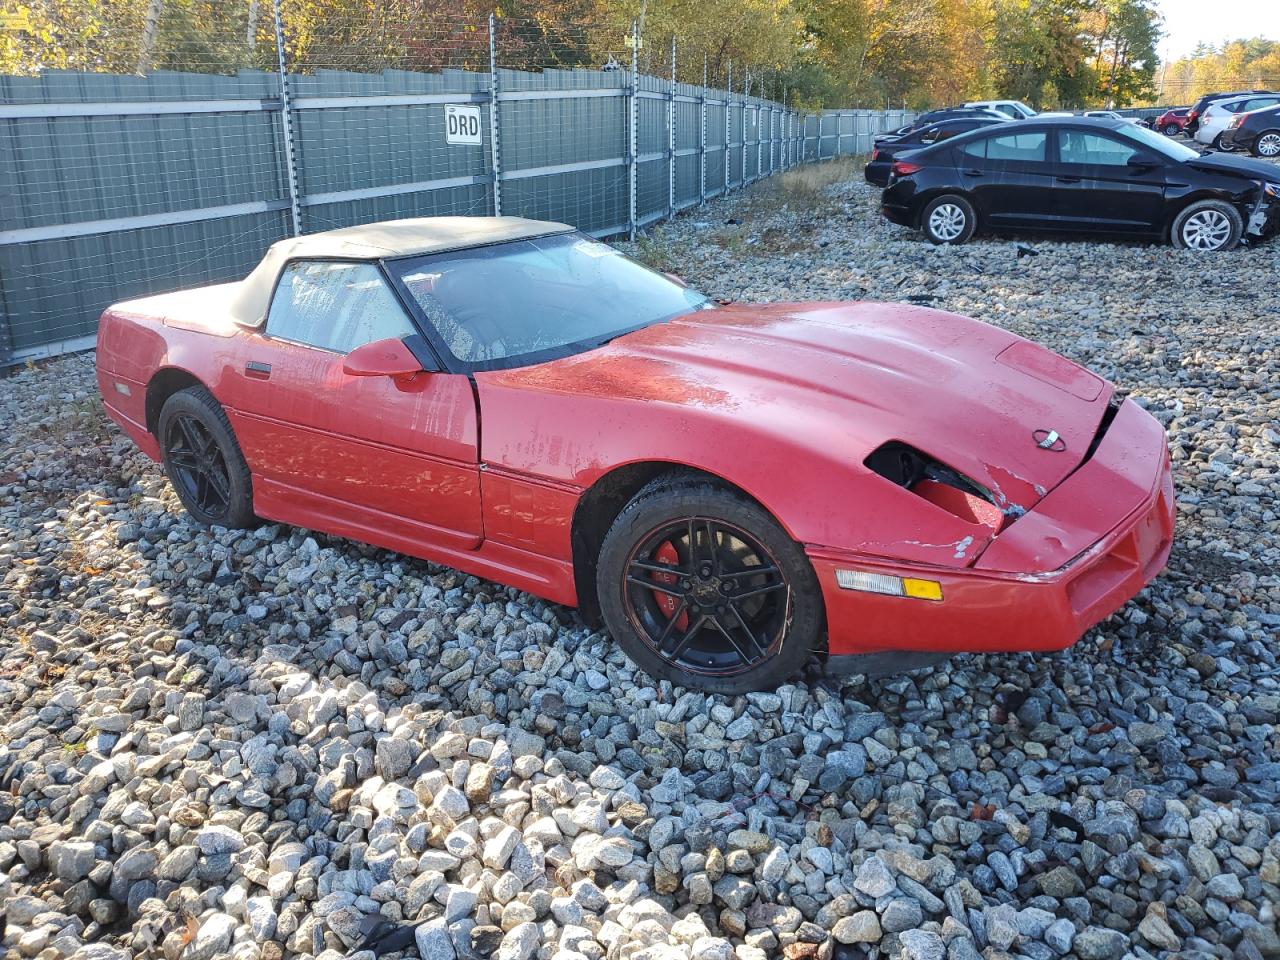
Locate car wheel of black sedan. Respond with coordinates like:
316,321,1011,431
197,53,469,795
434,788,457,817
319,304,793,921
158,386,257,528
1171,200,1243,252
597,476,823,694
921,195,977,245
1254,130,1280,157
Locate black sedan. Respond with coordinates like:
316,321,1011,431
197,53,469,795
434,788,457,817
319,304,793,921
864,117,1009,187
879,117,1280,251
1221,104,1280,157
872,108,1004,144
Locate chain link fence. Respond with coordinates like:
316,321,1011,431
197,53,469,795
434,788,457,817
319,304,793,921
0,1,913,366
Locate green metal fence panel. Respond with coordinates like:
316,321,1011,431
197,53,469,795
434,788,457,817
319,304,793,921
1,63,909,364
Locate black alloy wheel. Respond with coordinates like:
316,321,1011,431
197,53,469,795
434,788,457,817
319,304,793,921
157,385,257,528
623,516,790,678
165,414,233,520
596,477,823,694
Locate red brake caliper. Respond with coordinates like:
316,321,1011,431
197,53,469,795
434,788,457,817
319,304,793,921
654,541,689,631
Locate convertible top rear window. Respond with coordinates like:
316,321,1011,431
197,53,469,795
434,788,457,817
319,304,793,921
389,233,711,371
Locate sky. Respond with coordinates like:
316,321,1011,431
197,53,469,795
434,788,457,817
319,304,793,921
1155,0,1280,61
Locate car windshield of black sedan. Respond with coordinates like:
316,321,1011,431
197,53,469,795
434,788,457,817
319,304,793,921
391,233,711,367
1118,123,1201,161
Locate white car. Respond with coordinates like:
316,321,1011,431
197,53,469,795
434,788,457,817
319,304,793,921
962,99,1036,120
1082,110,1142,123
1037,110,1140,123
1195,93,1280,149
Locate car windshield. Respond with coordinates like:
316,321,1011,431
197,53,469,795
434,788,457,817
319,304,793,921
1118,123,1201,161
390,232,712,369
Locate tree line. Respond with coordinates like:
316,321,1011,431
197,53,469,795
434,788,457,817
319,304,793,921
1,0,1275,109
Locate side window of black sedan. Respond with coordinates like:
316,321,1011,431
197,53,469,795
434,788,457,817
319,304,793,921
985,132,1047,163
1058,132,1136,166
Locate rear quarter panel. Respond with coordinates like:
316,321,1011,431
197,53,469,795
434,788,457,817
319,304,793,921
96,307,172,456
96,298,242,457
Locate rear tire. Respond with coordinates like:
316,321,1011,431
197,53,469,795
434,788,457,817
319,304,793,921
596,477,823,694
921,194,976,245
1161,123,1180,136
158,386,256,528
1253,130,1280,157
1170,200,1243,252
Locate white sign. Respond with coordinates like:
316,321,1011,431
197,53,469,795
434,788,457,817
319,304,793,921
444,105,483,146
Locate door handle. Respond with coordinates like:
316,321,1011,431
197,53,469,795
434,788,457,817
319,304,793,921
963,168,984,177
1056,176,1082,183
245,361,272,380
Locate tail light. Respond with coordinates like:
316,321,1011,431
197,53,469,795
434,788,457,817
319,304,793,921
872,149,883,161
892,160,922,177
1228,116,1243,129
1188,110,1199,121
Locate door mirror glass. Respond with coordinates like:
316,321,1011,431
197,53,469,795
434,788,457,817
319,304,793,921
342,337,425,378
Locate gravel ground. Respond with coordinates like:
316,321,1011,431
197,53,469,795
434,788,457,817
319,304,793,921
2,160,1279,960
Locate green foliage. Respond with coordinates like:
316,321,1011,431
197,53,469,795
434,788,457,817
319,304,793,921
0,0,1258,112
1159,38,1280,105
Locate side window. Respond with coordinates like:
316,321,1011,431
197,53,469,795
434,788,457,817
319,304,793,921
1058,131,1137,166
995,105,1019,118
266,261,416,354
985,131,1047,162
959,137,988,161
919,125,942,144
1245,97,1280,111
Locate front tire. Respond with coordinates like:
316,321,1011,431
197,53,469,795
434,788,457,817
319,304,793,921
1171,200,1243,252
921,195,976,245
158,386,256,528
1253,130,1280,157
1161,123,1180,136
596,477,823,694
1211,133,1236,152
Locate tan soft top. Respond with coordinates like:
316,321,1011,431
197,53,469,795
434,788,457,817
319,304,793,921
228,216,573,325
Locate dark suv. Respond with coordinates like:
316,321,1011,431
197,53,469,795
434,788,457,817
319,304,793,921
1221,104,1280,157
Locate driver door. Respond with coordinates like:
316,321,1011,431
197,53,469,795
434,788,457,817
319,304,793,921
222,259,483,549
1052,130,1166,233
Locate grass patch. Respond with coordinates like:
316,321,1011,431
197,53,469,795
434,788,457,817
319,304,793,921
630,227,690,274
747,157,856,217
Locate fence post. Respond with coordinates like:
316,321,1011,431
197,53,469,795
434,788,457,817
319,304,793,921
741,70,748,187
725,63,732,194
668,37,676,221
628,20,638,241
699,54,707,206
747,90,757,181
488,13,502,217
783,91,789,169
272,0,303,236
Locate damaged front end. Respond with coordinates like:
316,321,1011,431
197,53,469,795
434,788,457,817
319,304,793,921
812,396,1174,659
860,393,1126,570
1245,181,1280,242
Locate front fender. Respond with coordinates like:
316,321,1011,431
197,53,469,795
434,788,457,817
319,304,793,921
475,382,994,570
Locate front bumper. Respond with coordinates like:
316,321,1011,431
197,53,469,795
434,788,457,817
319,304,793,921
810,399,1175,656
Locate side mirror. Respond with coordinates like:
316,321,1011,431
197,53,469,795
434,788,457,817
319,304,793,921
1127,152,1159,169
663,271,688,288
343,337,424,378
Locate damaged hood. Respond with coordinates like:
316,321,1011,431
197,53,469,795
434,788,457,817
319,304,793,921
497,302,1113,514
1184,152,1280,184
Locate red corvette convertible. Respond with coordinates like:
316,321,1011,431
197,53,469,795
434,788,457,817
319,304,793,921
97,217,1175,693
